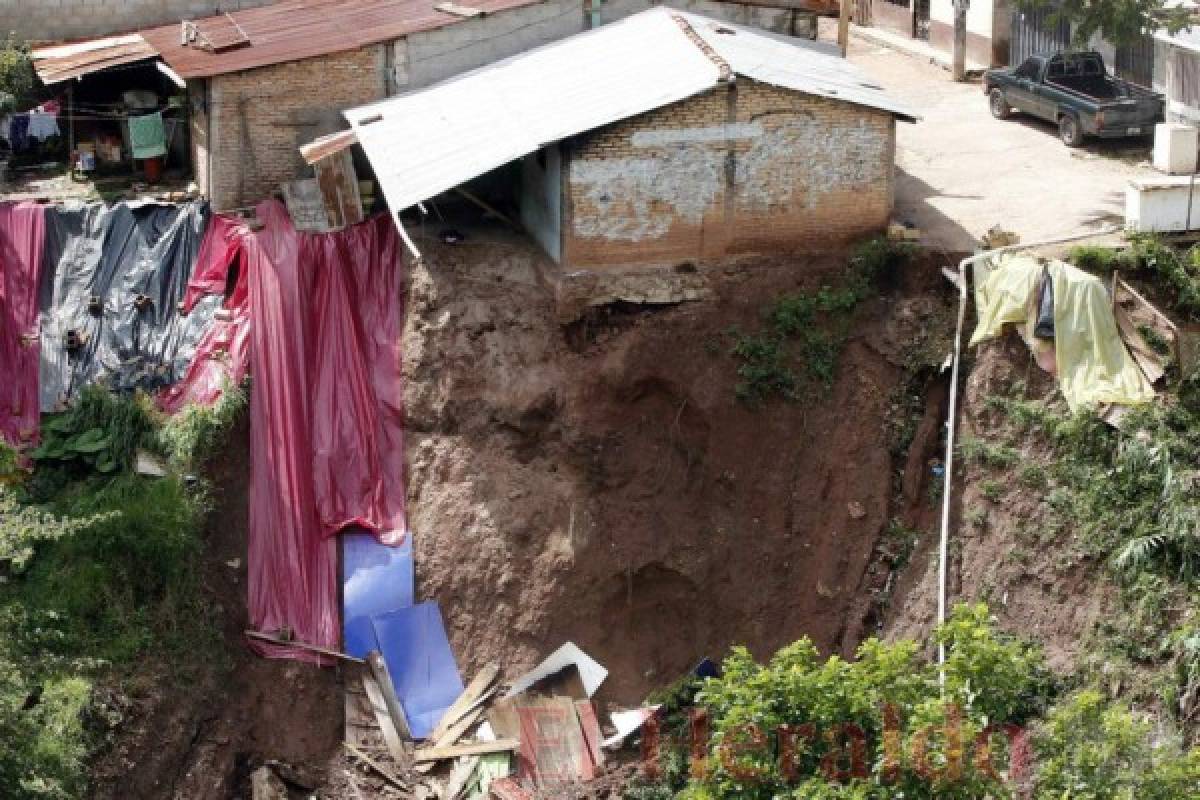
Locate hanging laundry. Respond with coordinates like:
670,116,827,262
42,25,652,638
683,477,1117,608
128,111,167,160
27,110,60,142
0,115,11,143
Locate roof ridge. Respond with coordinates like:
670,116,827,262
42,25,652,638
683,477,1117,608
669,12,733,83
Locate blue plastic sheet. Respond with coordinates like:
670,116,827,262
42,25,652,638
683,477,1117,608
342,527,414,658
371,602,464,739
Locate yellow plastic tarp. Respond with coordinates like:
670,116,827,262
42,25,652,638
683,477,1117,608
969,255,1155,411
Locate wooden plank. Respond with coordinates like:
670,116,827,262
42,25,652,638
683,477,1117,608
367,650,413,741
345,742,407,789
244,630,364,664
574,700,604,769
428,663,501,743
416,703,488,773
414,738,520,763
363,673,412,768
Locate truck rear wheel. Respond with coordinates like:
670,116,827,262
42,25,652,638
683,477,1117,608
989,89,1011,119
1059,114,1084,147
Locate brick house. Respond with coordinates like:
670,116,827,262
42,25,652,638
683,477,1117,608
339,8,917,271
32,0,828,212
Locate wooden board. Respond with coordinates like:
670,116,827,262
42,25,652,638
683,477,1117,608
414,738,520,763
314,149,364,231
363,674,411,768
515,696,594,787
428,663,500,743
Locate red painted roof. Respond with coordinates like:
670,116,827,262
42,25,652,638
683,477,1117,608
140,0,548,79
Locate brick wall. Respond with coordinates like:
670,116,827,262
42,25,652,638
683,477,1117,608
201,45,386,211
561,80,897,269
0,1,273,43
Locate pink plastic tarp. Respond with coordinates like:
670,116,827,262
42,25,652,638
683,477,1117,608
0,202,46,449
246,200,406,662
159,215,252,414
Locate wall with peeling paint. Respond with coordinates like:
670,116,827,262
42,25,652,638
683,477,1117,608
559,80,896,269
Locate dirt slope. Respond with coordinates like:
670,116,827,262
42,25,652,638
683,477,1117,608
401,235,953,704
91,234,959,797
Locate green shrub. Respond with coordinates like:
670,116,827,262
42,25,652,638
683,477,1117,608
32,388,154,477
0,35,35,114
1031,690,1199,799
153,381,248,469
681,604,1041,800
731,239,915,406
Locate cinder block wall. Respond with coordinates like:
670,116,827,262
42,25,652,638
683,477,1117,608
562,81,897,269
202,46,386,211
0,1,274,43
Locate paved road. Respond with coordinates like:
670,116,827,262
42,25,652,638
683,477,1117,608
841,28,1157,251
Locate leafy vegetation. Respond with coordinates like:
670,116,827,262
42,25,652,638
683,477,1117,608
987,391,1200,584
1016,0,1191,49
1069,234,1200,321
731,239,916,405
153,380,248,469
0,385,245,798
0,34,35,114
632,603,1197,799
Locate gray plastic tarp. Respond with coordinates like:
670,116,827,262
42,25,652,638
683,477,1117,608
38,201,222,410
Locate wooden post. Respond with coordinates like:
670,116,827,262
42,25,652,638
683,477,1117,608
952,0,968,81
67,82,75,178
838,0,850,57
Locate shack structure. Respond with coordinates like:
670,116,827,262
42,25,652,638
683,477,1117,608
331,8,917,270
30,0,830,212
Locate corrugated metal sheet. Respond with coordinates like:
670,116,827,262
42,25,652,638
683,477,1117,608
687,15,918,120
341,8,918,214
141,0,546,79
32,34,159,84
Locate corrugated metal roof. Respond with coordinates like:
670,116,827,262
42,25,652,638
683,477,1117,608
141,0,547,79
341,8,919,214
32,34,159,84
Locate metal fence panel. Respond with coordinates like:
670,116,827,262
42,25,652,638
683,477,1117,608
1010,6,1072,66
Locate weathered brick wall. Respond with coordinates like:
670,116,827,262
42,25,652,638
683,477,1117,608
202,46,386,211
562,81,897,269
0,1,273,43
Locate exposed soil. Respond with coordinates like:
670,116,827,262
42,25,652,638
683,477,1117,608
883,333,1116,671
88,233,961,797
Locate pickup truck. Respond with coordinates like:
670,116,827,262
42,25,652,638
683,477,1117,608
983,52,1164,147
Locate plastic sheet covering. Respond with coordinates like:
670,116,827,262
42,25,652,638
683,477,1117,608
246,200,407,662
37,201,221,411
343,528,414,659
159,215,251,413
181,213,247,314
371,602,464,738
970,255,1155,411
0,202,46,449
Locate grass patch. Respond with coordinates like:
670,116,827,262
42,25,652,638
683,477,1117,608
1068,234,1200,321
731,238,916,405
0,385,244,798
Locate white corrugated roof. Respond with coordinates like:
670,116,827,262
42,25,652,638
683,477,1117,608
342,7,918,214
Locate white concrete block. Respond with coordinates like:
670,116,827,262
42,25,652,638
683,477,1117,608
1153,123,1198,175
1127,176,1200,232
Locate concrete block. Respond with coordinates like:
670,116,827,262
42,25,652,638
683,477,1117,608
1153,123,1198,175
